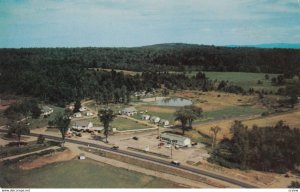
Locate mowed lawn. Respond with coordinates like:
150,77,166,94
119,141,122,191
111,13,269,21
76,116,148,131
111,117,148,131
0,160,181,188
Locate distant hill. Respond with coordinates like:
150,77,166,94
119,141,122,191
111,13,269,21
227,43,300,49
1,43,300,75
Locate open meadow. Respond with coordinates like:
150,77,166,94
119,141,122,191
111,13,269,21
0,159,182,188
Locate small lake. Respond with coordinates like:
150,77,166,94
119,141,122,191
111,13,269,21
154,97,192,107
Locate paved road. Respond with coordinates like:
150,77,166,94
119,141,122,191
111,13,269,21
25,131,256,188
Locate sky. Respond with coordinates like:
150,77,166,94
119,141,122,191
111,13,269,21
0,0,300,48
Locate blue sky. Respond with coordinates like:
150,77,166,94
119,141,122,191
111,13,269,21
0,0,300,47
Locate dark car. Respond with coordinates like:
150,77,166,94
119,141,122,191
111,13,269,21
133,136,139,140
111,146,119,150
171,160,180,166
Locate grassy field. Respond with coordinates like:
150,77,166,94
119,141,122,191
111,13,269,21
194,109,300,140
197,106,265,123
111,117,148,131
171,71,282,92
0,159,182,188
205,72,281,91
74,117,148,131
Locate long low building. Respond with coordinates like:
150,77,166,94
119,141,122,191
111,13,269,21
160,132,191,147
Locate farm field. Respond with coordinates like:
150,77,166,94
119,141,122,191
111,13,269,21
194,109,300,140
171,71,282,91
0,159,182,188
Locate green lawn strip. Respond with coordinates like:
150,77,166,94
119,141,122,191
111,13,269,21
2,147,66,166
0,140,61,159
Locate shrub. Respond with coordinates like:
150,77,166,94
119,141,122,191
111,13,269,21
37,134,45,144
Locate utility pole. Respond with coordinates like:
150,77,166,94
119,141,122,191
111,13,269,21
170,141,173,159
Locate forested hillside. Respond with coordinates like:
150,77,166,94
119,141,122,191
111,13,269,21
0,44,299,104
1,43,300,74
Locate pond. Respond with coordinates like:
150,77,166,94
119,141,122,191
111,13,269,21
154,97,192,107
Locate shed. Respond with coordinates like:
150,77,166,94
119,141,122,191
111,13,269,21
78,153,86,160
150,116,160,123
79,107,87,112
160,132,191,147
41,106,53,116
73,112,82,118
141,114,150,120
160,119,170,126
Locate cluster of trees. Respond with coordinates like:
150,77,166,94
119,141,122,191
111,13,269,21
173,105,203,135
4,99,41,121
210,121,300,173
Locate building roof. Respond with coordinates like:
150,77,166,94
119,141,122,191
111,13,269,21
73,121,91,127
122,107,137,113
160,132,190,142
42,106,52,112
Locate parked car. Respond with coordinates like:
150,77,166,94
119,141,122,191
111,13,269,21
133,136,139,140
171,160,180,166
111,146,119,150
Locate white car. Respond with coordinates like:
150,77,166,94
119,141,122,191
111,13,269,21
171,160,180,166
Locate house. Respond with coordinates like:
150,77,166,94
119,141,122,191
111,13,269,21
86,111,94,116
160,119,170,126
141,114,150,120
150,116,160,123
160,133,191,147
79,107,87,112
72,121,93,130
73,112,82,118
121,107,137,116
41,106,54,116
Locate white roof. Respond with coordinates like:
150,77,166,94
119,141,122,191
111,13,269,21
122,107,137,113
160,132,190,142
73,121,91,127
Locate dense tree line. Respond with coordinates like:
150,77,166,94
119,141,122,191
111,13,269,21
210,121,300,173
1,43,299,75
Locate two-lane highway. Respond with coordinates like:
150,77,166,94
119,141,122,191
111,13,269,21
27,132,256,188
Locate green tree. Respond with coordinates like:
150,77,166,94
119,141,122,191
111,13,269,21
98,109,115,143
210,126,221,150
184,105,203,128
286,83,300,108
289,181,300,188
53,112,70,147
174,108,188,135
8,121,30,147
73,100,81,113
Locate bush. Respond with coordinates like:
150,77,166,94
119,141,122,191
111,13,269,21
37,134,45,144
288,181,300,188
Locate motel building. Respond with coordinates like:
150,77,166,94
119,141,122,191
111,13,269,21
160,132,191,147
